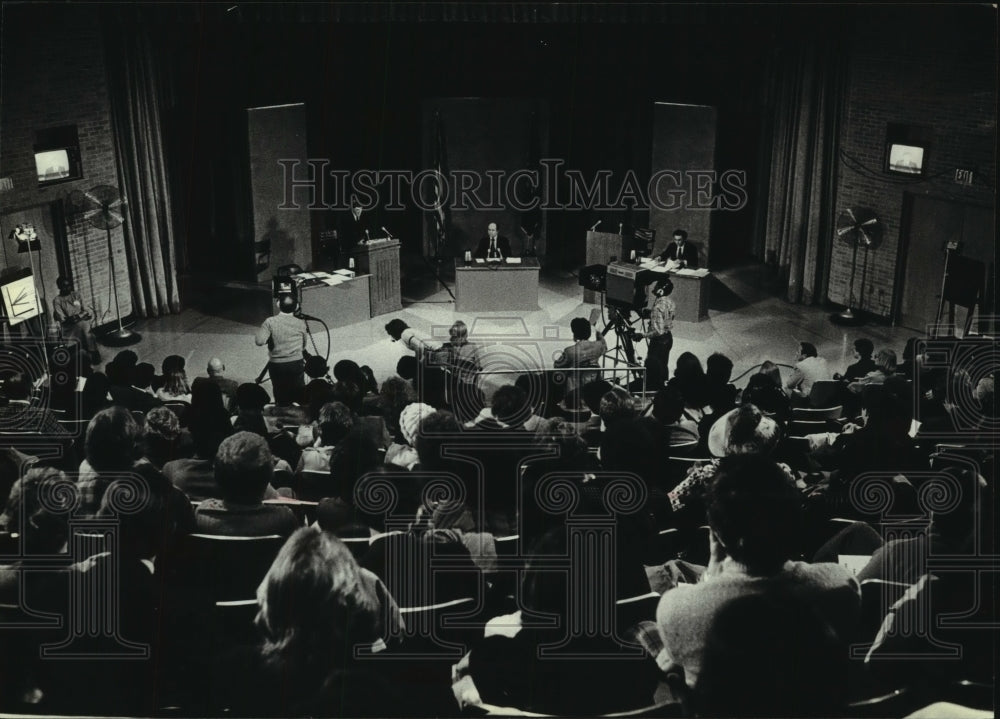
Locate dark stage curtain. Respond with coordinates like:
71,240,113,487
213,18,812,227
754,30,849,305
104,18,182,317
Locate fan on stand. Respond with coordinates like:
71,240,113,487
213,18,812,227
70,185,141,346
831,208,883,326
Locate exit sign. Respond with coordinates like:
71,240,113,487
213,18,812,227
954,168,974,185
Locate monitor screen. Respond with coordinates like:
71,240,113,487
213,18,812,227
887,144,924,174
34,149,71,182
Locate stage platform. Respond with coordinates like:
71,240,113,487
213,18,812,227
125,260,918,403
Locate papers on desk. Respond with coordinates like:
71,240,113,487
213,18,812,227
676,268,709,277
474,258,485,264
321,276,346,286
505,257,522,264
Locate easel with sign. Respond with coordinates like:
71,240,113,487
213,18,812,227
934,241,985,337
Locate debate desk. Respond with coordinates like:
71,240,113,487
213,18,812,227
454,257,540,313
298,274,371,328
632,260,710,323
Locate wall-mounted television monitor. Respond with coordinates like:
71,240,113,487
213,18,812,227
886,142,926,176
34,125,82,187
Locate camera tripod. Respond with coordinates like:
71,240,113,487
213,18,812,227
600,303,646,392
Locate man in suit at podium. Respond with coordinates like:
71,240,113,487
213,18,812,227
657,229,699,269
335,195,372,267
473,223,513,261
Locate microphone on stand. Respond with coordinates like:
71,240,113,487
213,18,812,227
381,226,393,239
590,220,602,231
365,229,371,242
618,222,624,235
295,311,323,322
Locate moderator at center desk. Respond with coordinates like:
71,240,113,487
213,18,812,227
454,257,540,313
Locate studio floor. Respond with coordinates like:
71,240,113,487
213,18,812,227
119,259,922,397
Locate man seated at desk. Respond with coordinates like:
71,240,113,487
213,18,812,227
473,222,514,261
656,229,699,269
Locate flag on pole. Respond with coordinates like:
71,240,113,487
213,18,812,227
431,111,450,258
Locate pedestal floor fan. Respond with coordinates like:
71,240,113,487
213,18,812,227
70,185,141,346
832,208,883,326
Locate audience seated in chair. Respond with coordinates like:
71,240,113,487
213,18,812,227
217,526,405,717
193,432,299,538
106,356,162,415
655,454,861,690
384,401,434,470
456,526,661,716
692,592,849,717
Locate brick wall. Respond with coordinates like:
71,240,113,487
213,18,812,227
0,5,132,330
832,7,996,318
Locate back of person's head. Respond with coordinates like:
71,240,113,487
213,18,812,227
104,359,128,387
874,348,897,372
532,417,589,461
491,384,529,426
0,466,70,551
161,354,183,375
652,386,685,424
132,362,155,390
652,277,674,297
901,336,920,362
330,381,362,415
379,376,416,420
317,401,354,445
674,352,705,381
384,318,408,341
215,431,273,504
330,427,383,503
305,355,330,379
706,353,734,384
708,403,782,458
395,355,417,381
694,593,847,717
333,359,363,386
580,380,613,416
207,357,226,376
86,406,139,473
599,386,637,427
143,406,181,464
236,382,270,412
257,526,378,669
570,317,592,341
854,338,875,358
740,382,791,425
799,342,818,359
449,320,469,344
278,295,298,314
414,410,461,471
115,350,139,371
97,479,168,560
0,371,31,401
757,360,782,387
163,369,190,396
707,454,802,574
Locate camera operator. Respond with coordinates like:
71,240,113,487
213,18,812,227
633,277,675,391
255,294,308,406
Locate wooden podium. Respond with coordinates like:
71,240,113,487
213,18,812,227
350,239,401,317
584,230,624,303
